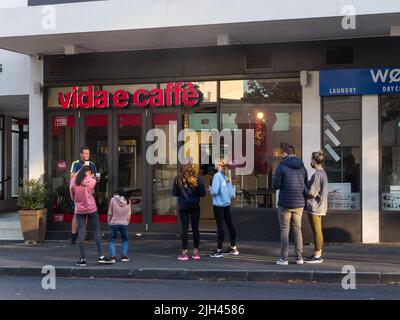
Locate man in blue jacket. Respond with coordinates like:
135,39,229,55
273,145,308,265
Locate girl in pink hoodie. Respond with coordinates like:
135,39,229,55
108,190,131,262
70,165,112,266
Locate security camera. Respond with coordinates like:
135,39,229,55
35,54,43,61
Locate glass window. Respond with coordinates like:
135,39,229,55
51,115,75,215
0,116,3,199
152,113,178,224
84,114,109,215
11,118,28,197
11,119,20,197
47,86,101,108
160,81,218,104
221,79,302,208
381,94,400,211
117,114,143,221
47,87,73,108
23,123,29,182
181,83,217,229
322,96,361,211
103,84,157,94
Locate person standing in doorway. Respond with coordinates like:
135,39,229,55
209,159,239,258
173,162,206,260
305,151,328,263
273,145,308,265
70,165,112,266
70,146,97,244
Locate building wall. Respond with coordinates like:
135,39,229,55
0,50,30,96
28,57,44,179
43,38,400,86
0,0,27,9
1,0,399,38
28,0,101,5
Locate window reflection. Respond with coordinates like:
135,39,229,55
221,79,302,208
381,94,400,211
323,96,361,211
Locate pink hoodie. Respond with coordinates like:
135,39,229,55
108,195,131,225
70,176,97,214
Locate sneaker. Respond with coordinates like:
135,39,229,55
76,259,86,267
296,258,304,265
70,233,77,245
177,254,189,261
110,256,117,263
224,246,239,256
305,255,324,264
276,258,288,265
210,249,224,258
192,250,201,260
121,256,130,262
98,256,115,264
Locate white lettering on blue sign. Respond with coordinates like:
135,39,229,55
370,68,400,83
320,67,400,96
328,87,357,95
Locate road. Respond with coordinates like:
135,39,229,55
1,276,400,300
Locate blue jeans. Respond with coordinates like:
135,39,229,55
109,225,129,257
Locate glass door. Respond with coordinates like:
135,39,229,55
80,113,112,221
148,112,180,231
113,110,145,227
49,114,76,221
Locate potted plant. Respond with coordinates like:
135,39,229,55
17,176,49,243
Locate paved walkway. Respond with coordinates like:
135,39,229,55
0,239,399,283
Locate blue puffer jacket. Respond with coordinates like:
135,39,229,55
273,156,308,209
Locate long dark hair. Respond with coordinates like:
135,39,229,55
114,189,130,205
75,165,92,186
176,163,198,188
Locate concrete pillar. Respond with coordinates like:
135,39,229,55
28,56,44,179
361,95,379,243
302,71,321,175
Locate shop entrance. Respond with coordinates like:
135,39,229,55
48,109,185,233
47,81,220,234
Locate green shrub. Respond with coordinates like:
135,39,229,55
17,176,49,210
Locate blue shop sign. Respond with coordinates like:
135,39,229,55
320,67,400,96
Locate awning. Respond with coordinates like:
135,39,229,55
0,0,398,55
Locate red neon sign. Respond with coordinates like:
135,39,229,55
58,82,202,109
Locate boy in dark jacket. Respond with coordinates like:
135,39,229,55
273,145,308,265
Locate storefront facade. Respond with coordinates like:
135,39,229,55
42,37,400,242
1,0,400,242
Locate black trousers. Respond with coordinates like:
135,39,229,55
179,204,201,250
76,212,103,260
213,205,236,250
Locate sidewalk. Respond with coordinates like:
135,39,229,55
0,239,400,284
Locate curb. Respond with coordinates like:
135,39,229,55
0,266,397,284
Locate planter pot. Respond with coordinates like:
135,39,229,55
19,209,47,243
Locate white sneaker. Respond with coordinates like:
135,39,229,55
276,258,288,265
296,258,304,265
